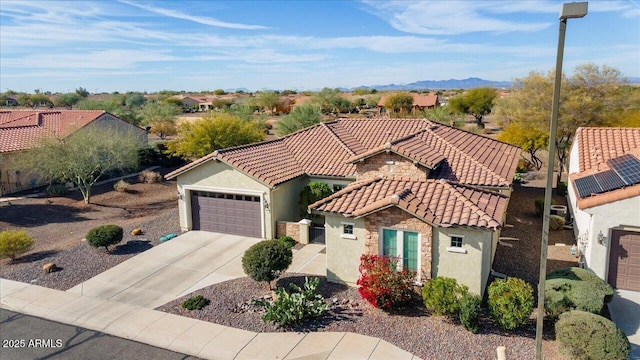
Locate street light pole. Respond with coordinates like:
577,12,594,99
535,3,587,359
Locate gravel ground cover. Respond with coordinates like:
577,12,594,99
159,274,565,360
0,176,181,290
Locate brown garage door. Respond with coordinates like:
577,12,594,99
191,191,262,237
608,230,640,291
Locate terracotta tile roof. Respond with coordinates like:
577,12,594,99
166,118,520,188
0,110,106,153
310,176,508,229
575,127,640,173
570,127,640,209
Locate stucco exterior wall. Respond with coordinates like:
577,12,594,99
270,176,306,226
364,207,433,282
176,160,271,237
432,227,494,295
325,215,366,285
355,153,428,181
576,196,640,280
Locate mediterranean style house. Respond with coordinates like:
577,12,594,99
0,110,148,195
166,118,520,294
567,127,640,292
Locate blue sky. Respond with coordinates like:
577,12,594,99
1,0,638,93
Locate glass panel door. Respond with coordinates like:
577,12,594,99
403,231,419,272
382,229,397,258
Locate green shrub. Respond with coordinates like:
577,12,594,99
487,277,534,330
181,295,210,310
459,293,482,333
242,240,292,289
357,254,416,310
46,184,68,196
545,267,614,319
0,230,35,261
257,277,329,327
535,198,556,217
299,182,333,219
557,181,568,196
549,215,566,230
516,158,531,173
277,236,296,249
113,179,131,192
513,173,524,184
421,277,468,316
556,310,630,360
86,225,123,253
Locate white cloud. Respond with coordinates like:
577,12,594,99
118,1,270,30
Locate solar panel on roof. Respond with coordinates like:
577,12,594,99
574,176,603,198
607,154,640,186
593,170,626,192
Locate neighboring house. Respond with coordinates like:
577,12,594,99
166,118,520,294
377,93,440,115
0,110,148,195
567,127,640,292
3,95,18,107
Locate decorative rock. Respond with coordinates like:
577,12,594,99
43,263,58,273
131,228,143,236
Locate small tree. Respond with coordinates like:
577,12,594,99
276,104,322,136
383,93,413,117
497,124,548,170
166,113,265,159
86,224,123,253
255,91,282,114
242,240,292,289
299,182,333,220
140,101,181,139
0,230,35,261
19,127,141,204
448,87,497,127
487,277,534,330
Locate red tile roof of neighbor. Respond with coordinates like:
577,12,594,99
570,127,640,209
310,176,508,229
0,110,107,153
166,118,520,189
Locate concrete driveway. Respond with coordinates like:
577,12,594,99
68,231,261,308
608,289,640,359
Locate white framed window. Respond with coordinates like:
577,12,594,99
447,234,467,254
340,222,356,239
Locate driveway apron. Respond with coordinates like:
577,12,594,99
67,231,261,308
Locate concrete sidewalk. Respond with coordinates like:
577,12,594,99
1,278,419,360
608,289,640,359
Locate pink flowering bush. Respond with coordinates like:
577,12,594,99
356,254,416,310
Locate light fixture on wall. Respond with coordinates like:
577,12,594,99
176,191,183,200
597,231,607,246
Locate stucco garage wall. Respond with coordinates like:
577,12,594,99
176,160,271,236
582,196,640,280
325,215,366,285
432,227,494,295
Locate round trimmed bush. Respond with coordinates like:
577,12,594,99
422,277,468,316
0,230,35,261
181,295,210,311
549,215,566,231
458,293,482,333
556,310,630,360
242,240,292,288
545,267,614,319
86,225,123,253
487,277,534,330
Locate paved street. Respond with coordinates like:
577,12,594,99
0,309,199,360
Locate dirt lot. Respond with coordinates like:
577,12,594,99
0,173,181,290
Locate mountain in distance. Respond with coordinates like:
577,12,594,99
627,76,640,84
361,77,513,91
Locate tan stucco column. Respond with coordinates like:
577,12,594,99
298,219,312,244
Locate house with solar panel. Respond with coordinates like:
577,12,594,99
167,118,521,294
567,127,640,292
